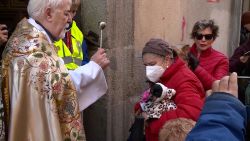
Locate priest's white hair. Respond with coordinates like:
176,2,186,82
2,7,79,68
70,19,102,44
27,0,72,19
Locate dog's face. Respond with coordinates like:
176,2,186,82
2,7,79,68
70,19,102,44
149,83,176,103
149,83,163,102
150,83,163,98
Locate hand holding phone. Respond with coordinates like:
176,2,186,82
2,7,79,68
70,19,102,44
240,55,249,63
243,51,250,56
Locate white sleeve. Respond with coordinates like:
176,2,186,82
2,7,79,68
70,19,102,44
69,61,108,111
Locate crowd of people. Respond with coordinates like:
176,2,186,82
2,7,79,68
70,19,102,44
0,0,250,140
129,18,250,141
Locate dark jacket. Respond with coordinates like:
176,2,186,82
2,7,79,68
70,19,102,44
186,93,247,141
190,44,229,90
240,26,250,46
229,38,250,76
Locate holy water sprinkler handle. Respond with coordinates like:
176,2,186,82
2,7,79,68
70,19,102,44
99,22,106,48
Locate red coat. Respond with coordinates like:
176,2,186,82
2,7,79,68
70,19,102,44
135,57,205,141
190,44,229,90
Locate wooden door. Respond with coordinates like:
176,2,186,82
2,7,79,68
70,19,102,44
0,0,28,58
0,0,28,139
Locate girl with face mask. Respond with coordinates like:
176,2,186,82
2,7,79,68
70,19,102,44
134,38,205,141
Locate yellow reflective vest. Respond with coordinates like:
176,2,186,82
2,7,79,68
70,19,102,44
54,21,83,70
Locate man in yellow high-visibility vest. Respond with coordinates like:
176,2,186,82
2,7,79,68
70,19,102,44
54,0,89,70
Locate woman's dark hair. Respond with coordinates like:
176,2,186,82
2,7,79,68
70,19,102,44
191,19,219,40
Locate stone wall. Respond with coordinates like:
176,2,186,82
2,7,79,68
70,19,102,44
134,0,241,56
81,0,146,141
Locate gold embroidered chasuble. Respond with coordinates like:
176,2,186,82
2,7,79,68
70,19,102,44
1,18,86,141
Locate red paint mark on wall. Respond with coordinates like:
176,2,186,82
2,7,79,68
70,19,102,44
207,0,219,3
181,16,186,41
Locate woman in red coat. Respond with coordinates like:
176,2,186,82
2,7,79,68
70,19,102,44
134,38,205,141
188,19,229,91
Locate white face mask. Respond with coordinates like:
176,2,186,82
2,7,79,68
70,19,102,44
146,65,165,82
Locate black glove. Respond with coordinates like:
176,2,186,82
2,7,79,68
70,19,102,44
188,52,199,71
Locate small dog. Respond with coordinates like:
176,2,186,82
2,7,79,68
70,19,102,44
141,83,177,119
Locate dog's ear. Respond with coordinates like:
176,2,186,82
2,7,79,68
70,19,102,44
146,80,156,88
150,83,163,97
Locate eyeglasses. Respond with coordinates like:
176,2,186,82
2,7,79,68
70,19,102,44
195,34,214,40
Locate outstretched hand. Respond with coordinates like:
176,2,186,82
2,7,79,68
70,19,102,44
91,48,110,69
206,72,238,98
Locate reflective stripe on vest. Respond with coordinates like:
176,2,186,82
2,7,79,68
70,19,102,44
63,57,82,66
54,21,83,70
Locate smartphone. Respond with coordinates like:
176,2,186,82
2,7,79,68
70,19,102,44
238,76,250,79
237,76,250,105
243,51,250,56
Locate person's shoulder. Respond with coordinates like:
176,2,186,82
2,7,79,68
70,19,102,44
211,48,228,60
72,20,81,31
240,38,250,50
205,93,246,114
174,63,200,83
7,30,51,56
71,20,83,38
72,20,78,27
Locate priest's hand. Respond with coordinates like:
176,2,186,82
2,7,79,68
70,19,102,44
91,48,110,69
